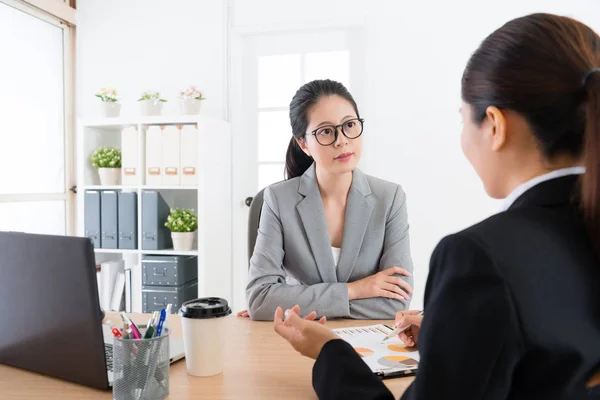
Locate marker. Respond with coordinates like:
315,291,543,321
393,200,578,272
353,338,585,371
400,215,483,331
381,311,424,343
122,321,131,340
155,309,166,337
143,312,159,339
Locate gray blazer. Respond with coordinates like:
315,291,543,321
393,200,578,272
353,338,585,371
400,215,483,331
246,164,414,321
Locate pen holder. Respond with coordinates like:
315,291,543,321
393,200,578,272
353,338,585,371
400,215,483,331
112,327,170,400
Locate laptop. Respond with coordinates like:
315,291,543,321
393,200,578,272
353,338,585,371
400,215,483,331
0,231,185,389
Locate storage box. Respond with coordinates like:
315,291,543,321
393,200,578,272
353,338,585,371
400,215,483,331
141,255,197,287
142,279,198,314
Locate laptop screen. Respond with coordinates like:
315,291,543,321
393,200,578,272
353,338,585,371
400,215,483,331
0,232,109,389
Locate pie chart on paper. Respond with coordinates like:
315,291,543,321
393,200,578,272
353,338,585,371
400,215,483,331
354,347,374,357
377,356,419,369
387,344,411,353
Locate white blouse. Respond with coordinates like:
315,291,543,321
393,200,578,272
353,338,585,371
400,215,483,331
500,166,585,211
331,247,341,267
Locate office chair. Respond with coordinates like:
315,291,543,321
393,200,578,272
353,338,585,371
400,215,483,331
247,187,266,264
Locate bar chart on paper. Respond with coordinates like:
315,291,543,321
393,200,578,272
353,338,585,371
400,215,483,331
332,324,420,376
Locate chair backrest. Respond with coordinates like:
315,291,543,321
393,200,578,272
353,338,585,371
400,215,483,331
248,187,267,264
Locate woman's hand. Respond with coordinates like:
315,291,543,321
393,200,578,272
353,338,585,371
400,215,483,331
236,310,250,318
273,305,339,360
347,266,412,301
395,310,423,347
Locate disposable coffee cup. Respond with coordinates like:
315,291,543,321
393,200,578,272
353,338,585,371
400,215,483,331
179,297,232,377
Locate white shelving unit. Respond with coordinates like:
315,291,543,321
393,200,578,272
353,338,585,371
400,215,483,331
76,115,232,313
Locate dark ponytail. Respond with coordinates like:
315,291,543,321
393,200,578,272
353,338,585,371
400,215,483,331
285,138,314,181
461,13,600,254
582,70,600,251
285,79,359,179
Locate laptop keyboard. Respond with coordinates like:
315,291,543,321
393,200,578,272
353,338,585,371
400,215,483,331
104,343,113,372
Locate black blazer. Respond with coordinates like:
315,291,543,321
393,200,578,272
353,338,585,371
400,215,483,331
313,175,600,399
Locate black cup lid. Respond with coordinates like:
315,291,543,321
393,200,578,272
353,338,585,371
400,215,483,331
179,297,232,319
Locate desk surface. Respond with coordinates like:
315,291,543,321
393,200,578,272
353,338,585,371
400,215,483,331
0,313,413,399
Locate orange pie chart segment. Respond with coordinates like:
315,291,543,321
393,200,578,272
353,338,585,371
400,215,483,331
387,344,411,353
385,355,410,362
354,347,374,357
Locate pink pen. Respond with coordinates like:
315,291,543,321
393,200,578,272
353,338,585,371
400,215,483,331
120,312,142,339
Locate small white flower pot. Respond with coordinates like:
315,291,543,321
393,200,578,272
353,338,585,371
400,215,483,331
98,168,121,186
140,99,163,116
171,231,196,251
101,102,121,118
181,98,202,115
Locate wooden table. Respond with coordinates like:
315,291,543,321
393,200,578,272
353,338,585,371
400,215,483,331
0,313,413,399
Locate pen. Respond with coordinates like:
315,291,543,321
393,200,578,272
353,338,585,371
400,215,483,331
381,311,424,343
121,311,142,339
164,304,173,329
155,309,166,337
106,321,123,339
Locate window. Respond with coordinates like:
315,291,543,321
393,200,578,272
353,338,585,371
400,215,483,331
256,50,351,190
0,1,74,235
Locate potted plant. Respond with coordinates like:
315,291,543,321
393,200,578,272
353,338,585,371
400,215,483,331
138,90,167,116
91,146,122,185
178,86,205,115
165,208,198,251
95,87,121,118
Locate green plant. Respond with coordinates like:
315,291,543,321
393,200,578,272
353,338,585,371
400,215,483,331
95,87,118,102
138,90,167,102
165,208,198,232
91,146,122,168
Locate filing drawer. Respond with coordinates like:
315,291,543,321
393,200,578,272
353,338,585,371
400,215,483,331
142,279,198,314
142,255,197,286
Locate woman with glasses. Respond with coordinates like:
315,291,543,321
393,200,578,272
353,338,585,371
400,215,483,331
274,13,600,399
244,79,414,321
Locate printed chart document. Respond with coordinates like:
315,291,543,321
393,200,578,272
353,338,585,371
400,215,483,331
332,324,420,378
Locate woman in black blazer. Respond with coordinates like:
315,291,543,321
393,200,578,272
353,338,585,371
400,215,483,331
273,13,600,399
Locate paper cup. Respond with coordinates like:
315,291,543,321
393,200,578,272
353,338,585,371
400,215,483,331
179,298,231,377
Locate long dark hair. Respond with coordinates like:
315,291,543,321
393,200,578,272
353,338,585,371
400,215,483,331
461,13,600,253
285,79,360,179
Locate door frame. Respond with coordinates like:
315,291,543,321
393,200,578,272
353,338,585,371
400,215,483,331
229,20,369,313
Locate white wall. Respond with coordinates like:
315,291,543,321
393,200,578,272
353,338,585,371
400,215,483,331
232,0,600,309
77,0,227,120
78,0,600,310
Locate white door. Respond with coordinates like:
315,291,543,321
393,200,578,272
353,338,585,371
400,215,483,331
231,27,366,312
0,1,74,236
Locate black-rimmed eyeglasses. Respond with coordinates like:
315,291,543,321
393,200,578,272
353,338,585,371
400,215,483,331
310,118,365,146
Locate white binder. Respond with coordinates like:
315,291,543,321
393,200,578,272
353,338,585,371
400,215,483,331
124,267,132,312
121,126,138,185
110,272,126,312
180,124,198,186
99,260,124,311
162,125,181,186
145,125,162,185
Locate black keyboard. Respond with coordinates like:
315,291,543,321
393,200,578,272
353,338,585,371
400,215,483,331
104,343,113,372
